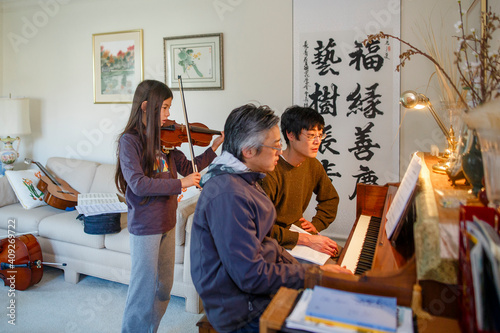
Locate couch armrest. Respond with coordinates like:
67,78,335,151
0,176,19,208
175,193,200,246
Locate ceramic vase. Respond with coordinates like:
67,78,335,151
461,129,484,196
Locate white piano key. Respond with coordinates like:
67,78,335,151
341,214,371,273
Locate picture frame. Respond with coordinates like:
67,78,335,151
464,0,487,34
164,33,223,90
93,29,144,104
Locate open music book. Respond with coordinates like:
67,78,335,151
76,193,127,217
287,225,331,265
385,153,422,238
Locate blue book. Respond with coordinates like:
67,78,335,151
305,286,397,333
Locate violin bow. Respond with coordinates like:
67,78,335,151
177,75,198,173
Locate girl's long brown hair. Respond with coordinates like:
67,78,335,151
115,80,173,197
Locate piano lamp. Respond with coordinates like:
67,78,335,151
0,96,31,175
399,90,456,172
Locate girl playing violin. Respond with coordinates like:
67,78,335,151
115,79,223,333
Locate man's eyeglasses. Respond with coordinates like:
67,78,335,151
302,132,327,141
259,143,283,152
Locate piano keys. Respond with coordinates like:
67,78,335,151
341,215,382,275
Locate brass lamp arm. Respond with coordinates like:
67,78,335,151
423,99,453,143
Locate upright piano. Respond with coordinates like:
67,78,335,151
304,181,418,307
261,153,468,332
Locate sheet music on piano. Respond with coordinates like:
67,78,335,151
385,153,422,239
287,224,331,265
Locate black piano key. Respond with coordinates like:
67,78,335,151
354,215,382,275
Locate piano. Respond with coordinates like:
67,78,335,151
261,153,468,333
305,182,418,307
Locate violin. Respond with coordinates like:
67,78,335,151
161,119,222,148
0,234,43,290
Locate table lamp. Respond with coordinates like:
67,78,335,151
0,96,31,174
399,90,457,173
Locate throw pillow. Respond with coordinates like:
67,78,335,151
5,169,47,209
177,186,200,202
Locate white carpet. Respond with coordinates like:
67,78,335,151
0,266,203,333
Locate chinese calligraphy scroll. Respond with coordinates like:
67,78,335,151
293,0,401,241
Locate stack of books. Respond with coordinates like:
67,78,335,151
458,206,500,332
286,286,413,333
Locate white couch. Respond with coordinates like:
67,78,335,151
0,157,202,313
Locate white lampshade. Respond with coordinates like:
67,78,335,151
0,97,31,137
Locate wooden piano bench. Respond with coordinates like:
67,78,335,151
197,314,219,333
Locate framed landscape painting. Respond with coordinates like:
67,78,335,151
164,33,223,90
93,29,144,103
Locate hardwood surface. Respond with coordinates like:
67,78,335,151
260,288,299,333
197,314,219,333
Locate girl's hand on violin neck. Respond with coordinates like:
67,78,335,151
181,172,201,189
211,131,225,152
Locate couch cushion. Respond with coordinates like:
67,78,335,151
105,232,184,266
175,243,184,264
46,157,100,194
0,176,19,208
105,223,184,264
175,193,199,246
0,203,61,233
89,164,121,195
104,227,130,254
38,210,105,249
104,213,130,253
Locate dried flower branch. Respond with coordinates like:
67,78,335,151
418,18,464,106
455,2,500,107
364,32,468,107
364,2,500,110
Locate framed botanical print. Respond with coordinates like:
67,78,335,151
164,33,223,90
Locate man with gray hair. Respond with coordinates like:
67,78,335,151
190,104,351,333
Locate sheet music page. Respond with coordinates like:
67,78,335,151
385,153,422,238
287,225,331,265
76,193,127,216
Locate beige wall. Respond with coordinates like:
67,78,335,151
400,0,465,173
1,0,481,173
1,0,293,166
398,0,498,174
0,3,3,94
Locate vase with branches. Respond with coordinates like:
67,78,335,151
365,3,499,108
364,2,499,195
